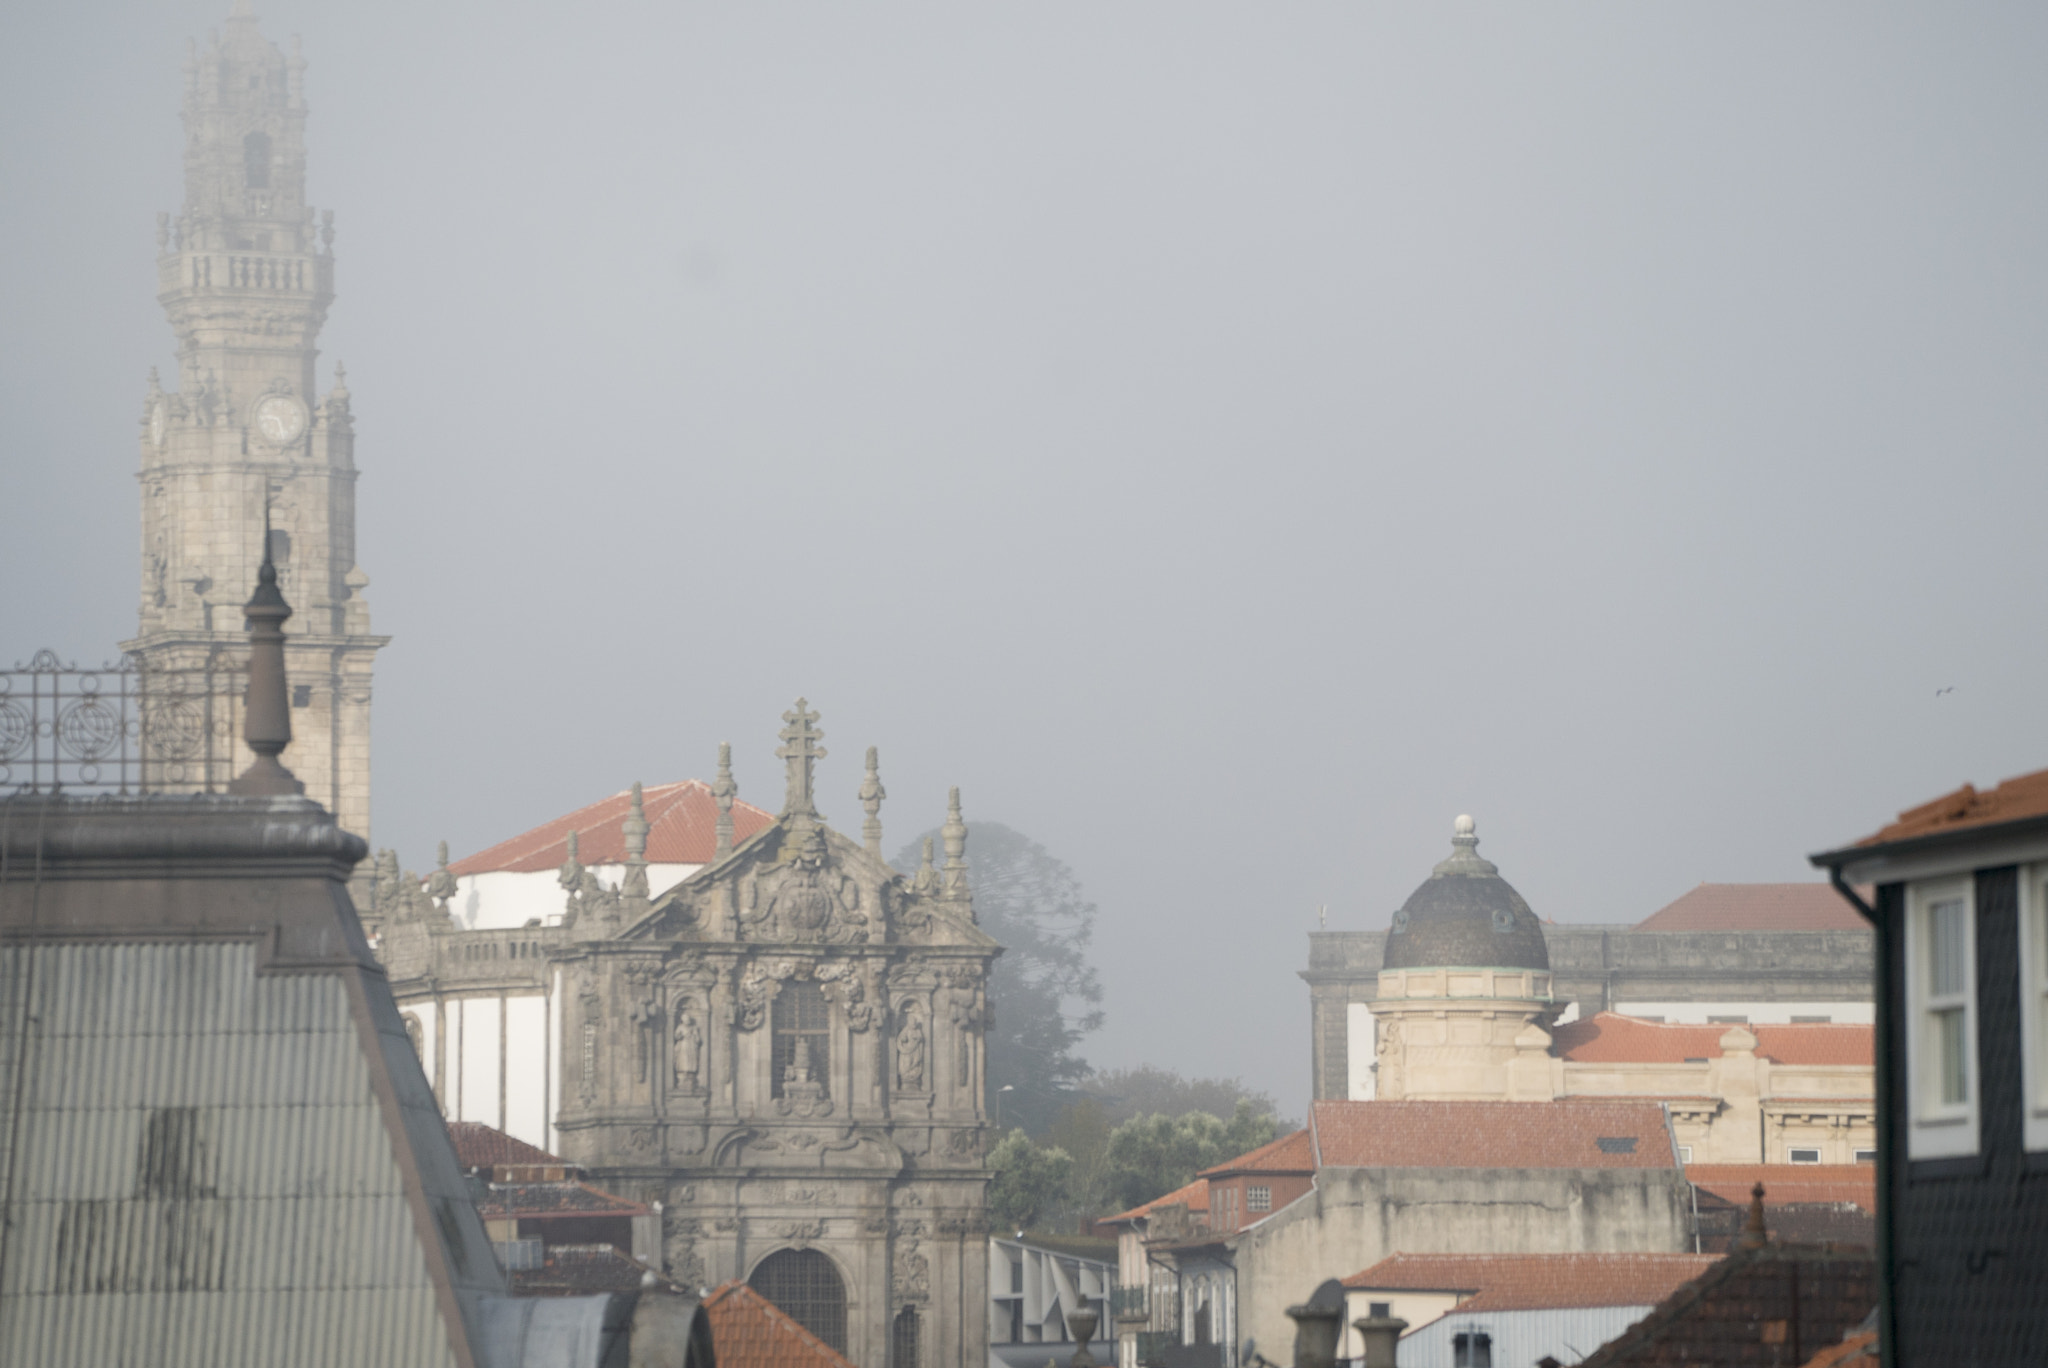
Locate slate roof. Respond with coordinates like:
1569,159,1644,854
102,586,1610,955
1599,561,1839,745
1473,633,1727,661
1635,883,1867,933
1553,1014,1874,1067
1575,1244,1877,1368
478,1180,647,1219
1851,764,2048,847
1198,1128,1314,1178
700,1280,857,1368
449,1120,571,1170
1310,1100,1679,1169
1100,1176,1211,1226
1685,1166,1876,1212
1383,819,1550,972
510,1244,668,1297
449,780,777,876
1342,1253,1720,1312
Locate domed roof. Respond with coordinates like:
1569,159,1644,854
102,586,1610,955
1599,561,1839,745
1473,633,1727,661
1383,815,1550,971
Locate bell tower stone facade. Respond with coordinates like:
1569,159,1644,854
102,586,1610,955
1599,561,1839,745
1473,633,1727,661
124,4,385,841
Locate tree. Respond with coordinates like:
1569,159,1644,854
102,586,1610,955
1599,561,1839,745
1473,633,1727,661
1081,1065,1287,1131
1100,1100,1280,1213
987,1128,1075,1234
895,822,1104,1136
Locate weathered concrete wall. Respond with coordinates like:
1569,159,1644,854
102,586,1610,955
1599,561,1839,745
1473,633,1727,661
1230,1166,1692,1359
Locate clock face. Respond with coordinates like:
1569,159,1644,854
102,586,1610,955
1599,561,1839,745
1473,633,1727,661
149,400,166,449
253,393,307,446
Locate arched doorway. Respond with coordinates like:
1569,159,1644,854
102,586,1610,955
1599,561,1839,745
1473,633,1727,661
749,1247,848,1354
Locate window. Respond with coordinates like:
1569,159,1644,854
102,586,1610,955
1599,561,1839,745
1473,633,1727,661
1905,879,1978,1159
1368,1302,1392,1319
772,981,829,1099
750,1248,847,1353
891,1306,920,1368
1792,1015,1834,1024
1707,1014,1749,1024
2018,866,2048,1151
1677,1145,1693,1163
243,131,271,189
1854,1148,1877,1164
1787,1147,1821,1164
1453,1330,1494,1368
1247,1184,1271,1212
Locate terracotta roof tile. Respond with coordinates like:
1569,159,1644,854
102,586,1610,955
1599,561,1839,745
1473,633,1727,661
1553,1014,1873,1067
449,780,777,877
448,1121,569,1170
1342,1253,1720,1312
1856,765,2048,846
1100,1177,1211,1226
1635,883,1868,932
1802,1329,1879,1368
477,1180,647,1219
510,1243,668,1296
1199,1129,1314,1178
1685,1165,1876,1212
701,1280,857,1368
1311,1100,1678,1169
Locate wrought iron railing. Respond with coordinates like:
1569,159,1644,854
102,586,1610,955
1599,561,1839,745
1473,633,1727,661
0,650,245,795
1112,1284,1150,1320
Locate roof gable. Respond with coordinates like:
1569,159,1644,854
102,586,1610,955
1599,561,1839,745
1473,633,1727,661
1856,765,2048,846
1101,1177,1211,1226
701,1280,857,1368
1311,1100,1678,1169
1199,1128,1314,1178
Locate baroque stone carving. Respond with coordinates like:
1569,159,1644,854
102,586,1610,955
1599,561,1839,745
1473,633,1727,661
894,1013,927,1091
778,1219,826,1249
672,1002,704,1092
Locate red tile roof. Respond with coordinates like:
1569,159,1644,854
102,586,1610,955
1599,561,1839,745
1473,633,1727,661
448,780,777,877
1199,1129,1315,1178
1802,1330,1879,1368
1311,1100,1678,1170
1685,1165,1876,1212
477,1180,647,1219
1553,1014,1873,1067
448,1121,569,1170
1100,1176,1211,1226
701,1280,857,1368
1635,883,1867,932
1342,1253,1720,1312
510,1243,669,1297
1854,765,2048,846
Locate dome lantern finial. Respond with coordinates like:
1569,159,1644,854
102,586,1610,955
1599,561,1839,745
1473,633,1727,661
1433,813,1497,878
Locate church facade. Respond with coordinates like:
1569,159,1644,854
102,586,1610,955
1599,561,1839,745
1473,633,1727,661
124,6,384,843
379,705,1000,1368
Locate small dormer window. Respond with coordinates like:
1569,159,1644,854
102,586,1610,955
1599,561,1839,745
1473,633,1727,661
244,131,271,189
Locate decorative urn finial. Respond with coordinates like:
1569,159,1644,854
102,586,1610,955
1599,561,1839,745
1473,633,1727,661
226,530,302,796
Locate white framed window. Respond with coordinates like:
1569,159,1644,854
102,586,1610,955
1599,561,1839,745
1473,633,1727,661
1787,1147,1821,1164
2020,864,2048,1151
1247,1185,1271,1212
1905,878,1979,1159
1676,1145,1693,1163
1854,1148,1877,1164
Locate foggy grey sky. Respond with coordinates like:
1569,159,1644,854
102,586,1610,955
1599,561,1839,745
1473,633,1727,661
6,3,2047,1114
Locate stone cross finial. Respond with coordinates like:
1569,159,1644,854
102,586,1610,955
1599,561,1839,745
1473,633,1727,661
227,531,303,796
711,742,737,857
622,781,650,901
776,699,827,818
859,746,887,856
942,787,968,896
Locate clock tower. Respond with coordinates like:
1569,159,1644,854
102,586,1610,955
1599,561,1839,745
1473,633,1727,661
125,4,386,846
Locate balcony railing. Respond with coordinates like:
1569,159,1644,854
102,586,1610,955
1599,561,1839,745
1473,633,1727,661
1112,1284,1149,1321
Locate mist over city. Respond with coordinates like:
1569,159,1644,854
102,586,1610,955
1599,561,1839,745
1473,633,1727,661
4,5,2045,1366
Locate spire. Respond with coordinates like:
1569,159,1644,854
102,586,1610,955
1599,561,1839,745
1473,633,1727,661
426,840,457,910
711,742,737,857
227,530,302,795
942,787,969,897
859,746,887,857
776,698,827,819
1432,813,1499,878
1737,1182,1770,1251
622,781,650,901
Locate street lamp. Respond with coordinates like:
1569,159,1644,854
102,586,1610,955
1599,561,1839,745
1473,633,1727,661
996,1084,1015,1129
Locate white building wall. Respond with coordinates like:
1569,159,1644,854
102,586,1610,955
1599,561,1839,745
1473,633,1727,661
506,995,550,1146
453,864,703,930
460,997,501,1128
1396,1305,1655,1368
1347,1003,1376,1099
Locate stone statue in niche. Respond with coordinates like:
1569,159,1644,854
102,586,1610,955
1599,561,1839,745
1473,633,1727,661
776,1040,832,1118
672,1004,703,1092
895,1013,927,1091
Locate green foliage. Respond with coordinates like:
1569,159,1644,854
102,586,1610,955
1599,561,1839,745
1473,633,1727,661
1101,1100,1281,1213
895,822,1104,1135
1081,1064,1287,1131
988,1128,1075,1233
